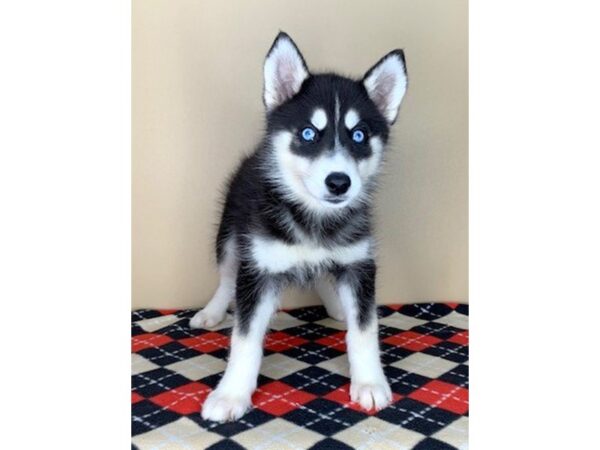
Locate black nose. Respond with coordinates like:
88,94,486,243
325,172,351,196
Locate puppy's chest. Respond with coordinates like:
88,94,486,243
250,235,371,274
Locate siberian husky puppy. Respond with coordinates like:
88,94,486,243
190,32,408,422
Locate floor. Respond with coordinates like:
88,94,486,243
132,303,468,449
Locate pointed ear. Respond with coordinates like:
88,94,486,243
263,32,309,112
363,50,408,124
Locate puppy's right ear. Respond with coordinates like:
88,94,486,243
363,50,408,124
263,32,309,112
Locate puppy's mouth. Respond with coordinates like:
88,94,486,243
322,196,350,208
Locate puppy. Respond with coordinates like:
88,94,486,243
190,32,408,422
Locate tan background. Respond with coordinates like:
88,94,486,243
133,0,468,309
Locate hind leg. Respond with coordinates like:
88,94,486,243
190,238,238,329
316,274,345,321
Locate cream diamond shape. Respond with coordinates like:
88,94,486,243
165,354,226,380
132,353,160,375
136,314,180,332
232,418,322,450
432,416,468,449
433,310,469,330
260,353,310,379
269,311,308,330
379,313,428,331
333,416,426,449
316,354,350,377
391,352,459,378
132,417,221,449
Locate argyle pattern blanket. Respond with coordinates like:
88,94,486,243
132,303,468,449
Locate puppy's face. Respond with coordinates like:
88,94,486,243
263,33,408,213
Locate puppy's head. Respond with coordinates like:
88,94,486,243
263,32,408,213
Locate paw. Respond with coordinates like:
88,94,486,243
201,389,251,422
190,309,225,329
350,378,392,411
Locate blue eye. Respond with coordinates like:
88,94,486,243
301,127,316,142
352,129,365,143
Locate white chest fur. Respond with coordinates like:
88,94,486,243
250,236,371,274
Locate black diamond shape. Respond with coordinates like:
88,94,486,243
411,322,462,340
157,320,201,340
438,364,469,387
206,438,246,450
137,341,201,366
456,304,469,316
189,408,272,438
280,366,347,395
131,323,145,337
422,342,468,363
207,348,230,359
378,398,459,436
131,400,180,436
413,436,460,449
286,306,329,322
399,304,453,321
206,439,247,450
132,368,191,397
379,324,405,338
255,374,277,388
384,366,431,396
377,305,397,318
284,398,366,436
380,343,413,365
283,342,344,364
197,373,223,389
177,309,197,319
284,323,340,340
309,437,355,449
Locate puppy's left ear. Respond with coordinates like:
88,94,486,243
263,32,309,112
363,50,408,124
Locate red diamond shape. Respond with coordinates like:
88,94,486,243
386,304,404,311
324,384,402,414
132,333,174,352
315,332,347,351
383,331,442,351
150,382,211,415
264,332,308,352
448,330,468,346
252,381,316,416
179,332,230,353
131,391,144,404
409,380,469,415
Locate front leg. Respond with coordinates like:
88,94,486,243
201,264,278,422
336,260,392,411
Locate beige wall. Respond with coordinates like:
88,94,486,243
133,0,468,309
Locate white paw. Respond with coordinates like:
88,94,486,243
350,378,393,411
190,309,225,329
201,389,251,422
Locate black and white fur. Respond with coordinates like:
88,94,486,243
190,32,408,422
